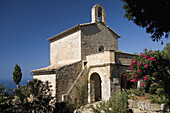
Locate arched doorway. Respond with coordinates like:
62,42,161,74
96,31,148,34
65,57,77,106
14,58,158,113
90,73,102,102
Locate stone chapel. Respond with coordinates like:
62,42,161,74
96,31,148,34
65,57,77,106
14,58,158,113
32,4,136,104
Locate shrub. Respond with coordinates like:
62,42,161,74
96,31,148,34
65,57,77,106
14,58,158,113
123,49,170,103
147,94,169,104
88,91,128,113
53,102,74,113
149,83,161,94
0,85,14,112
126,88,145,100
13,79,54,113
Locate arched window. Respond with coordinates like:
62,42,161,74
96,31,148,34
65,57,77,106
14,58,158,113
98,45,104,52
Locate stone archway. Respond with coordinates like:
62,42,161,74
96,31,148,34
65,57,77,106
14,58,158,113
90,73,102,102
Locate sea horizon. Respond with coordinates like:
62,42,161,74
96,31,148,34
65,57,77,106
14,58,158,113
0,79,33,90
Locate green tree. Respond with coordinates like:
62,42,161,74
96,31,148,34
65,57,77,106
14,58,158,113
13,79,54,113
0,85,14,112
121,0,169,42
162,42,170,59
13,64,22,88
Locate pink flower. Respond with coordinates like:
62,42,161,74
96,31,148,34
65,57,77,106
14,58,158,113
144,48,147,51
137,63,141,66
133,60,137,63
143,54,149,59
123,74,126,77
137,79,140,81
127,78,130,81
137,62,142,66
149,57,155,61
143,75,148,80
138,70,142,73
129,67,133,70
144,64,148,68
140,52,143,56
130,79,136,82
135,75,138,77
142,82,146,86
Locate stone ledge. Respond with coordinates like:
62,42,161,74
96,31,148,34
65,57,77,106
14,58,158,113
128,99,170,113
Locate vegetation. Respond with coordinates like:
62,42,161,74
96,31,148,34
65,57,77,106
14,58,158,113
75,79,88,108
0,79,74,113
123,48,170,104
126,87,145,100
121,0,169,42
147,83,169,104
12,79,54,113
54,102,74,113
13,64,22,88
88,91,128,113
0,85,14,112
162,42,170,59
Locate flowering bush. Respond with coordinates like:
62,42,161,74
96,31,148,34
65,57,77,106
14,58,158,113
123,49,170,100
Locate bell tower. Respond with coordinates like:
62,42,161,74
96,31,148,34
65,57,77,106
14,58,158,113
91,4,106,25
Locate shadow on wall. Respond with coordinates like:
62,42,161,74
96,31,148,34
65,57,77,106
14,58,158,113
81,24,101,36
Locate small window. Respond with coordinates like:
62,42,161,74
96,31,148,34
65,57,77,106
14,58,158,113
84,61,87,66
82,60,87,69
98,45,104,52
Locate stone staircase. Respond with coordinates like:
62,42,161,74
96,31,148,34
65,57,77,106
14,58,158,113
62,63,89,103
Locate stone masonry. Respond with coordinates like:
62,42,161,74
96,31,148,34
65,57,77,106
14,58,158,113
128,99,170,113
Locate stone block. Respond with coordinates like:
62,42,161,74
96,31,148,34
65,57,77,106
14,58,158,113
133,108,145,113
131,100,138,108
151,103,161,111
137,101,145,110
144,102,151,111
128,99,133,108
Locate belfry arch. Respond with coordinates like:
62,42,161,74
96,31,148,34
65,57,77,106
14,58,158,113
89,73,102,103
91,4,106,25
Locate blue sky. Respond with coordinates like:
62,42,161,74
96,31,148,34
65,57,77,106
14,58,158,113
0,0,169,81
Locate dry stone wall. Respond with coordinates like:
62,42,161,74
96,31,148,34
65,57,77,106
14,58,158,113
55,61,82,101
128,99,170,113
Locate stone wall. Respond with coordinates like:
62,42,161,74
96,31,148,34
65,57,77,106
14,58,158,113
50,30,81,66
128,99,170,113
55,61,82,101
115,52,136,66
110,52,136,93
81,22,118,60
63,65,89,106
86,50,115,66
